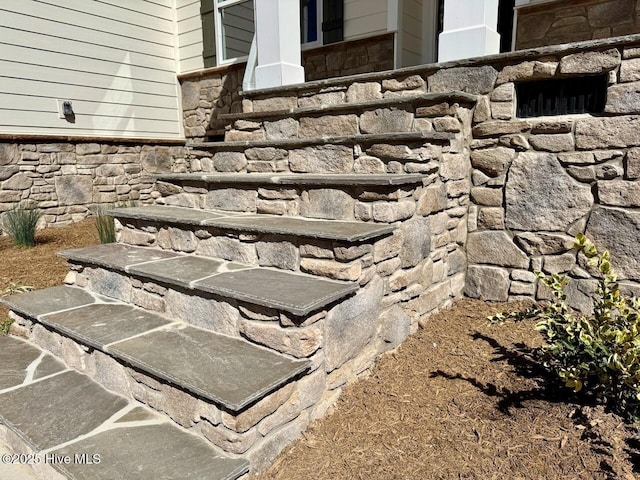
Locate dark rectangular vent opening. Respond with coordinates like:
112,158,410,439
516,75,607,118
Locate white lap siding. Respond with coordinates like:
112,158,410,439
0,0,182,140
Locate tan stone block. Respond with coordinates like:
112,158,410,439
300,257,362,281
239,319,323,358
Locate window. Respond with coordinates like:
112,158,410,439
201,0,343,68
215,0,255,63
301,0,321,46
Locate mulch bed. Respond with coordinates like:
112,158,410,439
0,219,98,320
256,300,639,480
1,222,638,478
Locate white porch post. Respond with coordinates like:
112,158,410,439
438,0,500,62
254,0,305,89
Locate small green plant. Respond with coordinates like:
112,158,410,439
490,234,640,420
93,205,116,244
2,202,42,247
0,318,13,335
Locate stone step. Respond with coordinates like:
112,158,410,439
58,244,358,317
108,205,396,242
2,287,310,413
218,91,477,125
152,172,433,223
191,131,452,151
0,335,249,480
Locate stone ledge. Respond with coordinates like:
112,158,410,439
109,205,397,242
218,92,478,124
1,288,309,412
155,172,428,186
189,131,453,150
58,244,358,316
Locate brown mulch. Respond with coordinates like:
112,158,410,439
1,223,639,478
256,300,640,480
0,219,98,320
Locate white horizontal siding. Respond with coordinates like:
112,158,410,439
0,0,181,139
401,0,423,67
177,0,204,73
344,0,388,40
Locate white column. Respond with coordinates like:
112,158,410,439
254,0,305,89
438,0,500,62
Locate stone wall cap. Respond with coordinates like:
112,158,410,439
0,133,186,145
240,34,640,99
190,131,453,150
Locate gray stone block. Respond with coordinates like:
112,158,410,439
429,66,498,94
465,265,509,301
467,231,528,268
505,152,593,231
324,276,383,372
585,206,640,281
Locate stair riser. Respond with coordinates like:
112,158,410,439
7,313,321,468
115,219,381,281
223,107,451,142
186,138,461,176
155,182,431,222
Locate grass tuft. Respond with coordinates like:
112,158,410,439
2,202,42,248
94,205,116,244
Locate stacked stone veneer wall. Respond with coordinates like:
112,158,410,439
0,142,186,226
303,33,395,82
465,42,640,312
179,35,395,142
516,0,640,50
178,34,640,315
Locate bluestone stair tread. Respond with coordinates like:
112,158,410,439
109,205,397,241
56,243,177,271
42,303,172,349
0,370,129,451
53,423,249,480
60,244,358,315
191,131,453,149
108,325,310,410
194,268,358,316
0,336,66,390
1,288,310,411
0,337,249,479
155,172,427,186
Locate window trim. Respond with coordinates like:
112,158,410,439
211,0,324,67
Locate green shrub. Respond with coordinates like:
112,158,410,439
93,206,116,244
490,234,640,420
2,202,42,247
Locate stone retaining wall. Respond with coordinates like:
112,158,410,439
464,43,640,311
516,0,640,50
212,35,640,313
0,141,186,226
303,33,395,82
179,34,395,143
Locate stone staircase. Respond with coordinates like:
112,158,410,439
0,85,476,479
